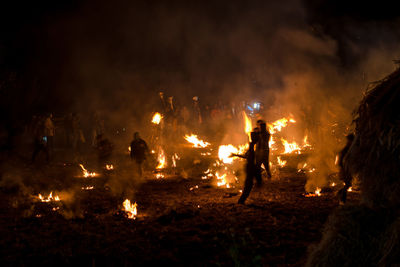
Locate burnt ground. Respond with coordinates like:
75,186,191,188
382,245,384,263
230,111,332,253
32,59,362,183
0,150,360,266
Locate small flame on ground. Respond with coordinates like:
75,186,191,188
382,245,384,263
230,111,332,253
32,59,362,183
277,156,287,167
106,164,114,170
156,149,166,169
37,191,60,202
79,164,97,178
156,173,164,179
347,187,352,192
184,134,210,148
305,187,322,197
331,182,336,187
123,199,137,219
82,186,94,190
281,138,302,154
216,172,230,188
152,112,163,124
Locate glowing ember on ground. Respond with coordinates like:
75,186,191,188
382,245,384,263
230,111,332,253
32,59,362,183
347,187,352,192
331,182,336,187
242,111,252,141
37,192,60,202
81,186,94,190
123,199,137,219
79,164,97,178
305,187,322,197
156,173,165,179
105,164,114,170
189,185,199,191
184,134,210,148
151,112,163,124
267,117,296,134
156,149,166,169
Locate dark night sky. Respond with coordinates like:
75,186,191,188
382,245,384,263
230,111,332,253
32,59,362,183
1,0,400,120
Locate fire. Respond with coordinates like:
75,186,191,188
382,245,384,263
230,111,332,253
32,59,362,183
82,186,94,190
172,153,180,168
37,191,60,202
305,187,322,197
156,149,166,169
216,172,230,188
267,117,296,134
303,135,311,149
277,156,287,167
156,173,164,179
242,111,252,140
347,187,352,192
218,144,248,164
123,199,137,219
184,134,210,148
281,138,301,154
105,164,114,170
79,164,97,178
151,112,163,124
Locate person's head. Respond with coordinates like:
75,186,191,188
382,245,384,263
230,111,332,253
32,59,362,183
134,132,140,140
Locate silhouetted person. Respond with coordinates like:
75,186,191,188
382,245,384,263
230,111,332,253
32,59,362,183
31,117,49,163
44,113,55,155
130,132,149,177
95,134,113,168
255,120,272,179
337,133,355,204
237,130,261,204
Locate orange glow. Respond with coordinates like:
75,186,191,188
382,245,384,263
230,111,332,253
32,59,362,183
281,138,301,154
277,156,287,167
218,144,248,164
105,164,114,170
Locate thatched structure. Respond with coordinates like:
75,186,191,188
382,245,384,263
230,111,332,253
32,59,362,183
307,66,400,266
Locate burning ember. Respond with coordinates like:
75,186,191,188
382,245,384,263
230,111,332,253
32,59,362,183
82,186,94,190
305,187,322,197
277,156,287,167
123,199,137,219
184,134,210,148
79,164,97,178
37,192,60,202
105,164,114,170
151,112,163,124
155,173,165,179
216,172,230,188
156,149,166,169
267,117,296,134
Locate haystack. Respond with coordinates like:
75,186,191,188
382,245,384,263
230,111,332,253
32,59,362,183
307,66,400,266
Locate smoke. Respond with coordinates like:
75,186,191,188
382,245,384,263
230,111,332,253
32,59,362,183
2,0,400,193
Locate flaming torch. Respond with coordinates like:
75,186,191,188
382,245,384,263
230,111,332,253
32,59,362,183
152,112,163,124
123,199,137,219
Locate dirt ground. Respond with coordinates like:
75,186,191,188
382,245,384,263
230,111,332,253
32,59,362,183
0,149,360,266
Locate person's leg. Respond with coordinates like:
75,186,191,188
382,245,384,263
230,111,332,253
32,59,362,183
238,174,254,204
264,152,272,179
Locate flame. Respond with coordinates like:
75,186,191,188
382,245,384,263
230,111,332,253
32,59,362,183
216,172,230,188
151,112,163,124
82,186,94,190
156,149,166,169
123,199,137,219
184,134,210,148
281,138,302,154
277,156,287,167
331,182,336,187
37,191,60,202
335,154,339,165
172,153,180,168
303,135,311,149
305,187,322,197
218,144,248,164
267,117,296,134
242,111,252,140
105,164,114,170
79,164,97,178
347,187,352,192
156,173,164,179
